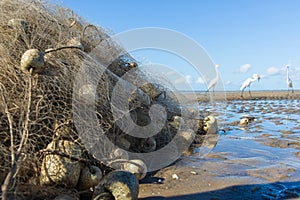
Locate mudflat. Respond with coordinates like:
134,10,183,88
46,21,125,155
192,90,300,101
138,90,300,200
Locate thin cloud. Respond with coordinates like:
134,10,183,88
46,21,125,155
196,76,206,84
185,75,192,84
175,75,192,84
239,64,251,73
267,66,281,75
225,80,232,85
289,66,300,82
165,70,179,77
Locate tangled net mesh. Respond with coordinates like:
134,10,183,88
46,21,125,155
0,0,208,199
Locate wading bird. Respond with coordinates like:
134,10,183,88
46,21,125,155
206,64,220,93
286,65,294,94
240,74,260,97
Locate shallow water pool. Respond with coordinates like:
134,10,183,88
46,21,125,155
189,99,300,197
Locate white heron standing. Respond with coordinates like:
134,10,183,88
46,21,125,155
240,74,260,97
286,65,294,94
206,64,220,93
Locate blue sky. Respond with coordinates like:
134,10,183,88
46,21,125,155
57,0,300,91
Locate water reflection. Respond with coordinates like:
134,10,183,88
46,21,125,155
186,99,300,182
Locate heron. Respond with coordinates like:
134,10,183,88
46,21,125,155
286,65,294,94
240,74,260,97
206,64,220,93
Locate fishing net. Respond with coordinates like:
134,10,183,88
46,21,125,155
0,0,208,199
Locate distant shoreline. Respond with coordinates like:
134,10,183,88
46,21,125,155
177,90,300,101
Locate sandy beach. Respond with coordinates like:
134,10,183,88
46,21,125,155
139,90,300,200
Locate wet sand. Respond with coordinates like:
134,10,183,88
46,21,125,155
182,90,300,102
223,90,300,101
139,143,300,200
139,90,300,200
